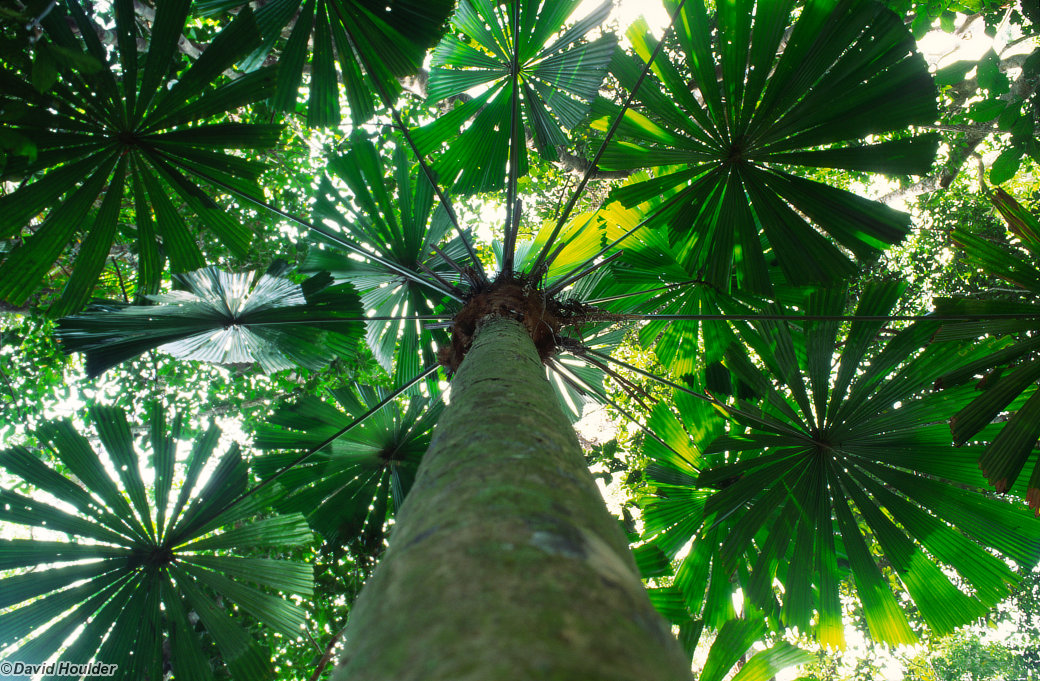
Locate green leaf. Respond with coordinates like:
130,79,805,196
597,0,936,293
56,265,364,376
990,147,1023,184
934,59,976,86
642,283,1040,645
967,98,1006,122
0,2,279,313
416,0,615,193
253,384,442,546
0,407,313,677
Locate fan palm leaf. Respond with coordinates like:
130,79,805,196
55,262,364,377
0,405,314,680
303,138,467,387
252,384,442,550
935,187,1040,509
593,0,939,294
0,1,281,316
637,537,812,681
642,282,1040,646
413,0,616,194
196,0,453,127
637,382,744,644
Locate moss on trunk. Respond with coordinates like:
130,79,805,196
334,315,691,681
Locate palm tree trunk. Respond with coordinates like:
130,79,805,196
334,314,692,681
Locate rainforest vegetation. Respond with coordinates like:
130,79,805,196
2,0,1040,679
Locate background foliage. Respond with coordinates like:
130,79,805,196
2,0,1040,679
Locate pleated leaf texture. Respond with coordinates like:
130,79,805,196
306,138,465,386
593,0,940,295
0,406,315,680
195,0,453,127
0,0,281,317
935,187,1040,510
642,281,1040,647
252,384,443,549
414,0,617,194
588,196,801,379
56,264,365,377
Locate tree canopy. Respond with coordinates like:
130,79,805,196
2,0,1040,679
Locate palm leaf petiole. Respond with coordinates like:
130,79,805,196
545,250,624,297
417,260,467,298
581,346,805,438
502,0,523,275
331,1,488,284
567,346,653,412
547,180,697,285
531,0,691,276
585,280,700,305
166,155,464,302
212,364,441,520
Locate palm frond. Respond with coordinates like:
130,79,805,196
593,0,938,294
0,405,314,679
0,2,281,316
936,188,1040,509
642,282,1040,646
413,0,616,194
197,0,453,127
252,384,443,549
56,263,364,376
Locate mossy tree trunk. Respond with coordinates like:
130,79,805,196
334,315,692,681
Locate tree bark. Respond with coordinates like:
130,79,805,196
333,315,691,681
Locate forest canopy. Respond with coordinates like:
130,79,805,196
2,0,1040,679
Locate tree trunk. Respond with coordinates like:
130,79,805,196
333,315,692,681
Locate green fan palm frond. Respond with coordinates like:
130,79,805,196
637,384,740,643
304,138,466,386
698,616,813,681
252,385,443,550
55,262,365,377
413,0,616,194
642,281,1040,647
0,0,281,317
588,199,767,379
593,0,939,295
195,0,453,127
935,187,1040,510
0,405,314,680
638,539,812,680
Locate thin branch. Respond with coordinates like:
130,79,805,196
111,255,130,304
0,364,28,424
918,123,996,134
26,0,58,35
308,629,343,681
211,365,440,520
530,0,690,276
